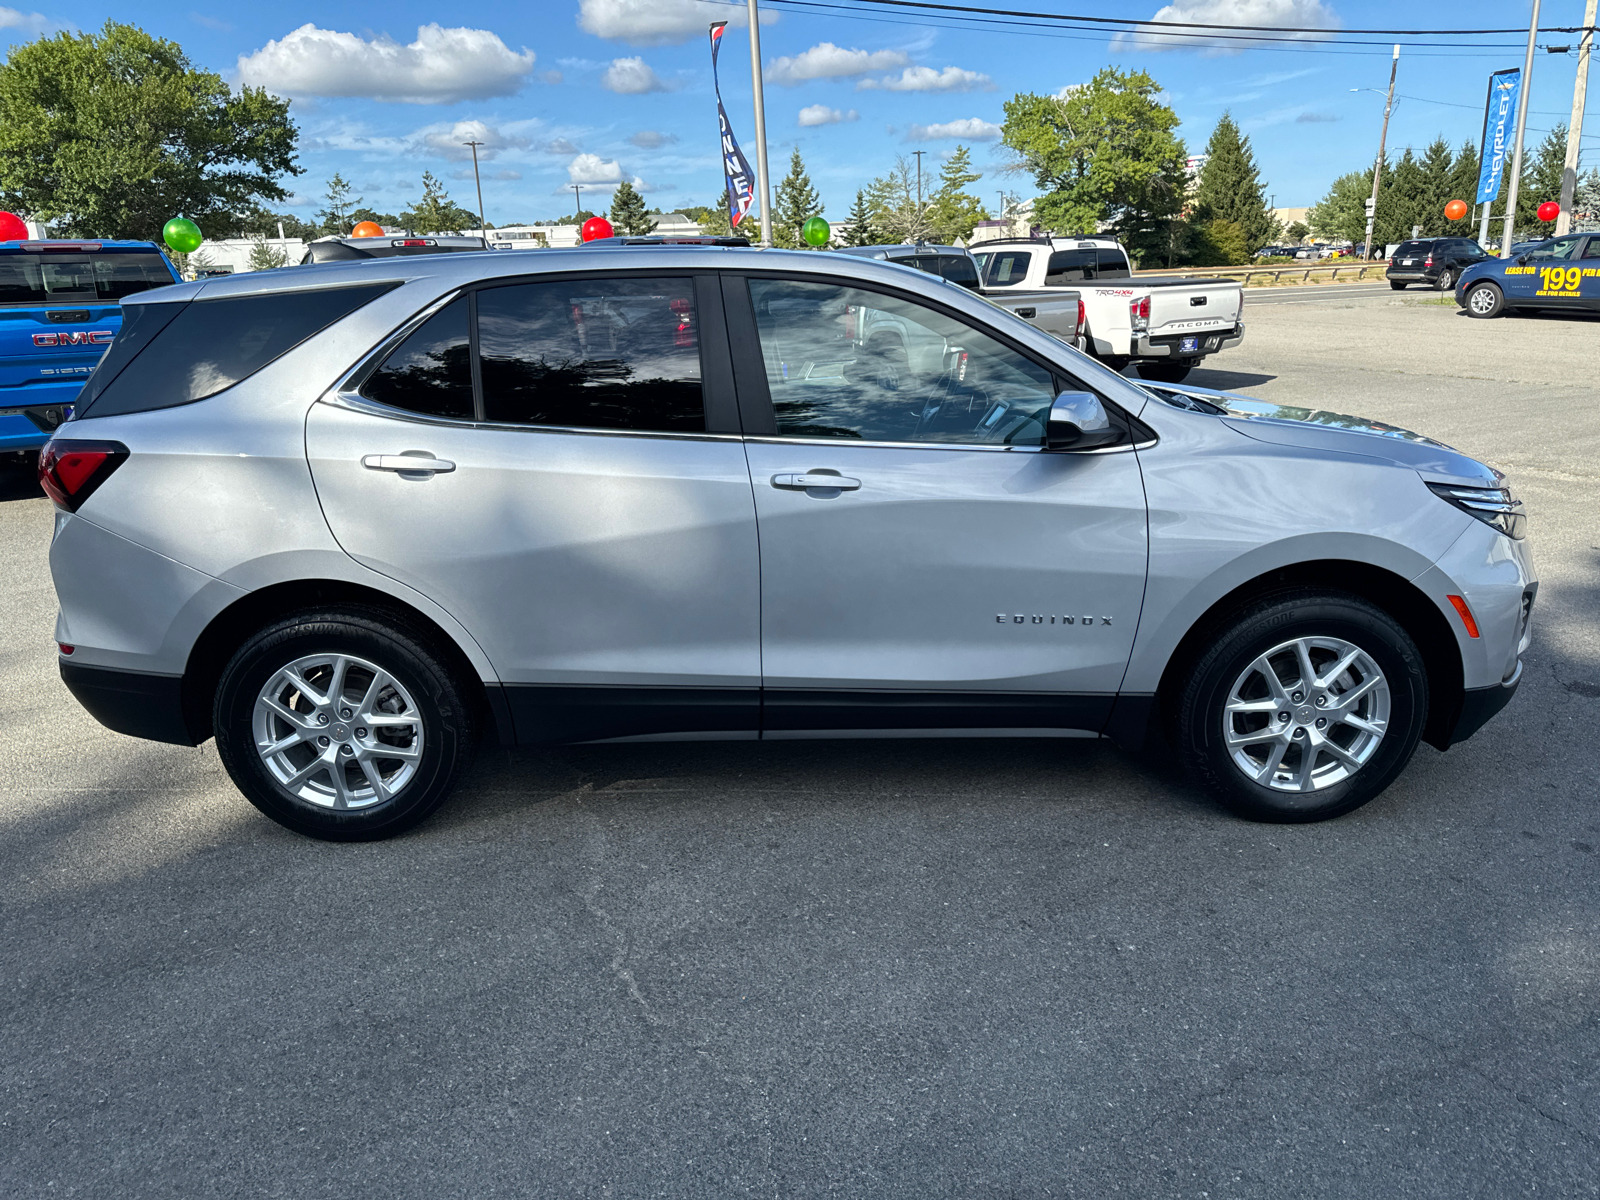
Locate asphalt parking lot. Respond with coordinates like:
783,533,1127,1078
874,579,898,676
2,290,1597,1198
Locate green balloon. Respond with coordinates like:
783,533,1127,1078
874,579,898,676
801,216,830,247
163,217,202,254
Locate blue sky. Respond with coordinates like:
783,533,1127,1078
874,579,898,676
1,0,1593,224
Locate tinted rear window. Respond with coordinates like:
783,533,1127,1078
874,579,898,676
361,297,474,420
938,255,980,288
0,252,174,306
983,251,1031,286
1394,241,1432,257
77,282,398,418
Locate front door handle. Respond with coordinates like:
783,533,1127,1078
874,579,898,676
362,453,456,474
771,472,862,491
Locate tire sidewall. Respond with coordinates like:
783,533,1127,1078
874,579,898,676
214,613,470,841
1180,593,1428,823
1466,282,1503,318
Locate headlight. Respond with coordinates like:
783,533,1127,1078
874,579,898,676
1427,480,1527,540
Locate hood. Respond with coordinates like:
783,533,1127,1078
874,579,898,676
1141,382,1501,488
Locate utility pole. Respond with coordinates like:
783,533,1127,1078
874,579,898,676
1363,45,1400,261
571,184,585,218
746,0,773,246
1502,0,1543,255
463,140,488,237
1557,0,1597,235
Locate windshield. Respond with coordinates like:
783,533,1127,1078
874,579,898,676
0,252,174,306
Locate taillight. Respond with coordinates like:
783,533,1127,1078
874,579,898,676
1076,297,1086,334
37,439,128,511
1130,294,1150,332
1424,256,1433,267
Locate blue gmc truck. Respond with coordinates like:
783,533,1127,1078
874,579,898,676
0,239,180,459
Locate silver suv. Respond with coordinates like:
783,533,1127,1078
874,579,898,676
40,247,1535,840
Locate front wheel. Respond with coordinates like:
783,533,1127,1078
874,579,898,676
1175,590,1428,823
214,608,477,840
1139,361,1192,384
1465,281,1504,318
1435,268,1455,291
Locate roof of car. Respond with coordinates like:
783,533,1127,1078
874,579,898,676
0,239,166,254
830,244,973,259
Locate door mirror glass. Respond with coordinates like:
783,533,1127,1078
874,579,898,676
1046,391,1122,451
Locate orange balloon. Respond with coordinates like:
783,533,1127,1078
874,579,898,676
1444,199,1469,221
351,220,384,238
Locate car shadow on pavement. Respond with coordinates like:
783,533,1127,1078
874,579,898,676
0,456,41,502
1174,367,1277,392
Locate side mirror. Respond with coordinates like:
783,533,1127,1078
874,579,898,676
1047,391,1123,451
1517,254,1531,265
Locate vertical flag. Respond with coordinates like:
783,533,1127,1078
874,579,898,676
709,22,757,228
1477,68,1522,205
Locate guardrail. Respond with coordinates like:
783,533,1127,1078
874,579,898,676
1133,261,1388,285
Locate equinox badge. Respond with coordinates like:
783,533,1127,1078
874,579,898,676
998,613,1113,626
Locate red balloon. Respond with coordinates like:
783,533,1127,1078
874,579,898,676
1538,200,1561,222
0,211,28,241
350,220,384,238
581,216,613,242
1444,199,1469,222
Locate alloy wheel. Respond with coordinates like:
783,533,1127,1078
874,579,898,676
1468,285,1499,315
251,652,425,809
1221,636,1390,793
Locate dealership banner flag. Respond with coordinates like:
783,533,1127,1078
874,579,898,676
709,22,756,228
1476,68,1522,205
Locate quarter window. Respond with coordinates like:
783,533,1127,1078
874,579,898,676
1582,239,1600,259
361,296,474,420
476,277,704,432
1529,236,1582,261
747,278,1056,446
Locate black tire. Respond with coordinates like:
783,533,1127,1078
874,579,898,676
1464,281,1504,319
214,607,476,841
1435,268,1454,291
1175,589,1428,823
1389,280,1407,290
1139,362,1192,384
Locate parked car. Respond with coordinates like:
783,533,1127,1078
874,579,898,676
1385,238,1491,291
0,239,180,462
42,245,1533,840
830,243,981,291
1455,230,1600,317
302,234,488,265
970,235,1244,383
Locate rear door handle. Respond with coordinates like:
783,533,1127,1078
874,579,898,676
362,453,456,474
771,473,862,491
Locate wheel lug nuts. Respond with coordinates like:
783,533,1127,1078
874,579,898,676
317,713,329,726
355,727,367,738
340,707,353,719
339,744,353,755
1293,728,1306,738
1291,691,1304,703
317,735,329,747
1315,696,1327,707
1316,718,1327,729
1278,711,1291,722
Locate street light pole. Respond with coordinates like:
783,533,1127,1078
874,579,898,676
1502,0,1543,256
746,0,773,246
1556,0,1597,235
1362,45,1400,261
912,150,926,238
572,184,585,218
463,140,488,237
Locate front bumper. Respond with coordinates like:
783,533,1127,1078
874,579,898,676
1134,323,1244,360
1446,662,1521,747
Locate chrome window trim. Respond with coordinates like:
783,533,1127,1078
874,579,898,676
321,391,744,443
741,434,1148,455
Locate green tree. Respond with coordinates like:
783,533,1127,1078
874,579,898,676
841,188,885,246
871,157,932,244
1001,66,1187,263
317,173,361,235
1411,137,1455,237
608,180,652,236
1286,220,1309,242
1517,125,1568,235
1186,218,1250,266
925,145,988,244
350,206,399,229
399,171,478,234
247,235,289,270
1574,165,1600,230
1306,168,1371,244
0,22,299,240
1192,113,1278,252
771,148,823,248
1447,141,1481,230
1379,148,1426,245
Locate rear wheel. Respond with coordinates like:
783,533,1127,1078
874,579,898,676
1389,280,1407,290
1139,361,1192,384
214,608,476,840
1175,590,1427,823
1465,281,1504,318
1435,268,1455,291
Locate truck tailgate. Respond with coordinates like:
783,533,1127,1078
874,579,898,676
1148,281,1240,338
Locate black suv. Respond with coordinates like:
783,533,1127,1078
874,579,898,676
1387,238,1489,291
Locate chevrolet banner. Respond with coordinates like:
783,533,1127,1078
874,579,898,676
1476,68,1522,205
709,22,757,229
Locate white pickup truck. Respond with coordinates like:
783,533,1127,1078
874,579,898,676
972,236,1244,383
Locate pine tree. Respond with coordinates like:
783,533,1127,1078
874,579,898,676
925,146,988,244
1192,113,1279,253
771,148,823,249
609,181,652,236
1575,166,1600,231
247,234,288,270
317,173,361,235
1516,125,1568,236
698,192,734,237
1416,136,1455,236
1448,141,1480,218
841,188,883,246
399,171,477,234
1379,149,1425,245
872,157,932,244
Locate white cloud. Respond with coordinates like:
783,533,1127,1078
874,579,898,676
1114,0,1339,54
418,119,531,161
908,117,1001,141
860,66,991,93
628,130,678,149
602,56,668,94
545,137,582,154
767,42,908,86
494,169,522,180
236,23,537,104
577,0,775,47
568,153,626,184
0,6,53,34
798,104,858,127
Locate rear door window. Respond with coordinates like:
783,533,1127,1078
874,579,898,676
476,277,704,432
982,251,1031,287
361,297,474,420
1095,248,1131,278
938,255,981,289
1044,250,1095,284
76,282,398,418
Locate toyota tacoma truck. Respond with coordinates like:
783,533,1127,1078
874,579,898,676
972,236,1243,382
